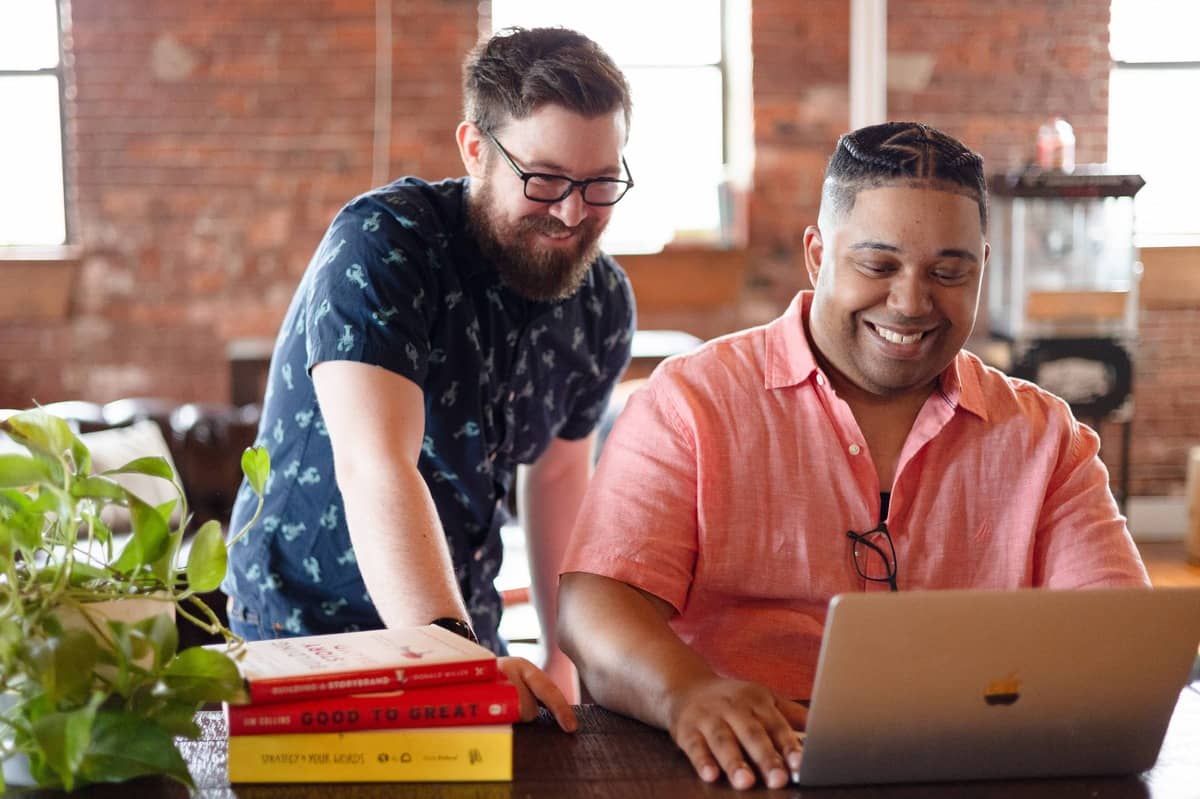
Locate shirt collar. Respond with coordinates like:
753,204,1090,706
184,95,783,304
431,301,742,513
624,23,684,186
764,291,819,390
764,290,989,421
937,349,989,421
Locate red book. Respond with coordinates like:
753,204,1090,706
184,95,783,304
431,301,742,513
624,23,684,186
225,679,521,735
215,624,498,705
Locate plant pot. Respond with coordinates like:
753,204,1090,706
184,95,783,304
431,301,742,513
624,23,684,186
61,595,176,670
0,693,33,788
2,597,177,789
1,750,34,789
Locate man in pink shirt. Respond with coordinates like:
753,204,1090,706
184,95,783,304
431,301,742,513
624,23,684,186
557,122,1149,791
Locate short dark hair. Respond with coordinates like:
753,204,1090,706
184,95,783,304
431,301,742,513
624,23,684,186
463,27,632,136
821,122,988,230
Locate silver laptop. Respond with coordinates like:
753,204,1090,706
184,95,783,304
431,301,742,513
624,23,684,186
797,587,1200,786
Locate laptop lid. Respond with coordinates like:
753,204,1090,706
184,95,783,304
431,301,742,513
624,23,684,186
798,587,1200,787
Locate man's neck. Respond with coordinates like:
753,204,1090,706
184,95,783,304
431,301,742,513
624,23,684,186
804,321,938,488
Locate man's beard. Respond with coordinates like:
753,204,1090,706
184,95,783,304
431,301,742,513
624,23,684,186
467,180,604,302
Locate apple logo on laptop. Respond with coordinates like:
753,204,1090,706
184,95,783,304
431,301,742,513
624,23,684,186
984,673,1021,706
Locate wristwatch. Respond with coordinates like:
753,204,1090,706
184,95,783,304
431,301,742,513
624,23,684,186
430,616,478,643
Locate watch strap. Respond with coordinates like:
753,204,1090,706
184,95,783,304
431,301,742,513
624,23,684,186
430,616,478,643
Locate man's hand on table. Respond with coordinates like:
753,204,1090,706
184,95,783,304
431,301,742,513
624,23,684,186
667,675,807,791
498,656,579,732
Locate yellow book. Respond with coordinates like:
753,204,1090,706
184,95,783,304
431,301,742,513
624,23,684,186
227,724,512,783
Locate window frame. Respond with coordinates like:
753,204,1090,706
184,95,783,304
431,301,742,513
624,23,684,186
487,1,734,252
1,0,70,246
1107,58,1200,242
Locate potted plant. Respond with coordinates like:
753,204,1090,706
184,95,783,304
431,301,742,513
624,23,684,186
0,408,269,791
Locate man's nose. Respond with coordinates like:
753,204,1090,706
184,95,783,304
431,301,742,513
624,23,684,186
888,271,934,318
548,188,588,228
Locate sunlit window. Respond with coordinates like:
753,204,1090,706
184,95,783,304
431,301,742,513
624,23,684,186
1108,0,1200,242
490,1,726,254
0,0,66,246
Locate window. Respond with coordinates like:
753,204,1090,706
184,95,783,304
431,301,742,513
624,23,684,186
0,1,67,246
1108,0,1200,242
490,1,739,254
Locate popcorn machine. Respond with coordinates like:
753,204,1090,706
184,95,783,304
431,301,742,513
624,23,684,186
986,169,1145,504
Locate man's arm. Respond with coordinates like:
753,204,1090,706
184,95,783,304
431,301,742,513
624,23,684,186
1035,414,1149,588
559,572,805,791
313,360,576,730
516,434,594,702
314,360,467,626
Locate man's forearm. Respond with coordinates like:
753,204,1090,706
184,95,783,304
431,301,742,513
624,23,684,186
339,459,469,628
558,572,717,730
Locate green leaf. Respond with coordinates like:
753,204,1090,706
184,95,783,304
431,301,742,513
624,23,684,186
0,614,22,663
140,702,200,739
71,475,128,502
82,511,114,548
30,627,102,704
162,646,248,705
71,436,92,478
132,611,179,671
30,484,73,525
110,496,169,574
32,560,110,588
241,446,270,496
102,456,175,482
78,710,194,788
0,411,76,464
155,497,178,521
0,487,33,512
106,619,153,672
30,696,102,793
6,512,43,552
0,454,53,488
185,520,228,594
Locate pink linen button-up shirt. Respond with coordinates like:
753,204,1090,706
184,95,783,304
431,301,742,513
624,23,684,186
561,292,1149,699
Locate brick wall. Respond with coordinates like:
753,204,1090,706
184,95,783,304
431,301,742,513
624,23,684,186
0,0,476,408
745,0,850,320
746,0,1112,311
2,0,1196,495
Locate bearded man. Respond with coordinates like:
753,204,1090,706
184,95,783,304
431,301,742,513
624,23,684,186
223,27,636,730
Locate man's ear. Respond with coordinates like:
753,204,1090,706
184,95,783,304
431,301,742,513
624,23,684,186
803,225,825,287
457,121,486,179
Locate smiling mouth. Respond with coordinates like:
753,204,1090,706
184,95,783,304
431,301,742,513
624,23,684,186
868,322,931,346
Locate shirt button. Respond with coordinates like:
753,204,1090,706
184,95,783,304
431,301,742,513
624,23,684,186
473,549,484,561
816,374,825,386
848,444,862,456
507,391,516,402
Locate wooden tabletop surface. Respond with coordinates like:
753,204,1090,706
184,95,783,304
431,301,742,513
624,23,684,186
7,684,1200,798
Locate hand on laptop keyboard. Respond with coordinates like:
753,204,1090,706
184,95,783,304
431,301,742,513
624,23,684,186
666,676,807,791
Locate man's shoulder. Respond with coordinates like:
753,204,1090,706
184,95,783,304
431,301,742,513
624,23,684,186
648,324,768,395
957,349,1077,426
336,176,466,239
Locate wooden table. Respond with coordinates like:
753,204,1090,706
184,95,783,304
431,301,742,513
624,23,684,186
9,685,1200,797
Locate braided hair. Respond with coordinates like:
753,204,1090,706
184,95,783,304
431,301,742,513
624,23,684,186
821,122,987,230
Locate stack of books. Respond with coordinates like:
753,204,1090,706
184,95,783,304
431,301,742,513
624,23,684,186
219,625,519,783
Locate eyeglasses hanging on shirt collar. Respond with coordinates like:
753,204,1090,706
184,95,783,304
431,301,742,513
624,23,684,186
847,521,899,592
483,129,634,207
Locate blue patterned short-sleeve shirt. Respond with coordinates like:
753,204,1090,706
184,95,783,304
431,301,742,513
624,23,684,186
223,177,635,652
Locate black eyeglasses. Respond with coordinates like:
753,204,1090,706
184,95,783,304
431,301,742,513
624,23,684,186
847,522,898,592
483,129,634,207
